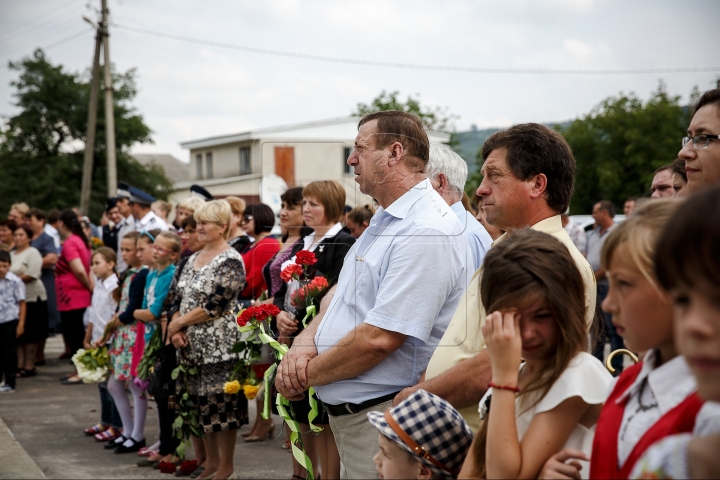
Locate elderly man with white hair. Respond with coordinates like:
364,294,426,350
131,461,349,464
427,143,492,271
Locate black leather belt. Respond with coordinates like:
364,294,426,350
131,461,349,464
324,391,400,417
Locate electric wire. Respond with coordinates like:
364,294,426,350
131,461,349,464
110,22,720,75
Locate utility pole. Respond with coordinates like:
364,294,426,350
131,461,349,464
101,0,117,200
79,0,117,215
79,25,102,215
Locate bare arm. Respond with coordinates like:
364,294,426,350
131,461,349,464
393,349,492,408
133,309,157,322
69,258,92,291
305,323,407,388
16,300,26,337
42,253,58,269
18,274,37,283
166,306,212,337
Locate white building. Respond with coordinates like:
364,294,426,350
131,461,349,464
173,116,451,206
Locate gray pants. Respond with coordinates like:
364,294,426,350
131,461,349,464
328,400,392,480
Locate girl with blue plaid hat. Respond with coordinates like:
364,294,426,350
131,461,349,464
459,229,612,479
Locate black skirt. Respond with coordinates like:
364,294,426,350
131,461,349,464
18,300,48,344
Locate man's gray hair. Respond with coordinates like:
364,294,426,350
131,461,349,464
427,143,468,197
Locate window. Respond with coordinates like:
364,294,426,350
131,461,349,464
343,146,352,174
205,152,213,179
239,147,251,175
196,153,203,179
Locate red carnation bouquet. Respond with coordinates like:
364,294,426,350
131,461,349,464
236,304,281,329
280,250,330,324
290,275,329,308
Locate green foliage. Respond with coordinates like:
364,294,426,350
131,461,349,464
353,90,457,132
559,82,692,213
0,49,172,220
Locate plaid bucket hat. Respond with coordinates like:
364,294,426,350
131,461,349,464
367,389,473,478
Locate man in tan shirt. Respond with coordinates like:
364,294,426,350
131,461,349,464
393,123,596,431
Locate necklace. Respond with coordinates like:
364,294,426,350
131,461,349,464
620,377,658,441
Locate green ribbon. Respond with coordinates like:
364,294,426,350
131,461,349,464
261,363,276,420
301,305,316,328
238,318,322,479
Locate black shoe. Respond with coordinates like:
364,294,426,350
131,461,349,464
114,438,146,454
104,436,126,449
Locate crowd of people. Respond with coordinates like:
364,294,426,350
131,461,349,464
0,87,718,480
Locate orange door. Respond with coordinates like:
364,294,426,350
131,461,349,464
274,146,295,187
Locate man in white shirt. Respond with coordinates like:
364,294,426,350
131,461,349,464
427,143,492,271
276,111,471,478
128,186,169,233
114,182,136,273
561,209,587,253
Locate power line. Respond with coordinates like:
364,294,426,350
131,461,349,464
110,22,720,76
44,28,93,51
0,28,92,69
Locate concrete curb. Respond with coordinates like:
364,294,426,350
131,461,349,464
0,415,45,479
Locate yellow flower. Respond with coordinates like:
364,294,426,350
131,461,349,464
243,384,259,400
224,380,241,395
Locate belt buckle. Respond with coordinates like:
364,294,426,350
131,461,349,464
344,403,355,415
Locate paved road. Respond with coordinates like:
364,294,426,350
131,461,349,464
0,336,293,479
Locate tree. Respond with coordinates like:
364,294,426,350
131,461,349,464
558,82,694,213
352,90,457,132
0,49,172,220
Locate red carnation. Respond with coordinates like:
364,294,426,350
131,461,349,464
158,461,177,474
263,304,281,317
295,250,318,266
309,276,329,290
236,308,253,327
281,263,304,282
179,460,198,475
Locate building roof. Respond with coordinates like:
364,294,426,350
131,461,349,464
179,116,451,150
131,153,190,184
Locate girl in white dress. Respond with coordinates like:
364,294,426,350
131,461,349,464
459,229,612,479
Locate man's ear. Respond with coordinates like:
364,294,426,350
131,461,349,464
417,462,433,480
387,141,405,165
528,173,548,200
436,173,449,193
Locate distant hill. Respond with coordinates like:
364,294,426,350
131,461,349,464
453,120,572,171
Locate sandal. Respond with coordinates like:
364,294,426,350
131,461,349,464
84,423,108,436
95,427,122,442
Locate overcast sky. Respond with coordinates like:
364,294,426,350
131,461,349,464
1,0,718,162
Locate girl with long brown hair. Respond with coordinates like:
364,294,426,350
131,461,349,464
459,229,611,479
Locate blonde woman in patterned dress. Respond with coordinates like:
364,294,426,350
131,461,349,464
168,200,246,480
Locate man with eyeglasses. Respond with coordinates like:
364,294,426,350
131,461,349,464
680,88,720,193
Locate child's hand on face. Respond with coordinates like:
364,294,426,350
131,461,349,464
482,310,522,384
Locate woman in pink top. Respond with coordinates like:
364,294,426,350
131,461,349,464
55,210,93,384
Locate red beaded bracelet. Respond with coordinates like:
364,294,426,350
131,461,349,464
488,381,520,393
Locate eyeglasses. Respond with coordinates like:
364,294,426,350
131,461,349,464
152,244,174,254
682,134,720,150
242,215,254,223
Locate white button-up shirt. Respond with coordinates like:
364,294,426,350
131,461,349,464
614,350,720,468
87,273,119,343
135,210,169,233
314,179,472,405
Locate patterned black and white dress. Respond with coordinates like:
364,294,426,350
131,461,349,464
175,248,247,432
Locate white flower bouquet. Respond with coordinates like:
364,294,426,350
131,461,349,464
71,347,111,383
